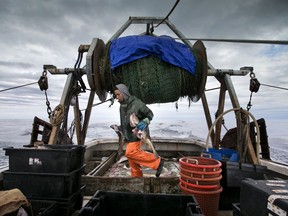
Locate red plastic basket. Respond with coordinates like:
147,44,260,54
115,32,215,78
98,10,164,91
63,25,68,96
179,182,222,216
179,177,220,191
180,166,222,178
180,172,222,186
179,157,222,172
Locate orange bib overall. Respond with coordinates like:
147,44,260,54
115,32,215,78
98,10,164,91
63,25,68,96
125,141,161,177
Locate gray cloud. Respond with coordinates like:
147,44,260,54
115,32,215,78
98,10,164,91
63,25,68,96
0,60,33,69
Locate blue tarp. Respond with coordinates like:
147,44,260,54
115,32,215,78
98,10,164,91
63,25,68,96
109,35,196,75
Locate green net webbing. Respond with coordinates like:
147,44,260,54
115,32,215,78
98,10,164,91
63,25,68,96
101,41,207,104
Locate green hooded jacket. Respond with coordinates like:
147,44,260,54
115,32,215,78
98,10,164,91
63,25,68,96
119,95,153,142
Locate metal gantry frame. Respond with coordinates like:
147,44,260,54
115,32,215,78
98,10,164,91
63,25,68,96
45,16,258,163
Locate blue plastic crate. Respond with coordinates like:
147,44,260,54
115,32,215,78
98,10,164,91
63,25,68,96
203,148,239,162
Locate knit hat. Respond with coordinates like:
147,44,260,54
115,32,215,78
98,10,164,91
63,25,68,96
116,84,131,100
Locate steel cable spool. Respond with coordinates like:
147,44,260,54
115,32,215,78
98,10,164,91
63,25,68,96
189,40,208,102
101,39,208,104
86,38,107,102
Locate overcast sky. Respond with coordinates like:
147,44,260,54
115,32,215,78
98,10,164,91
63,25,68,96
0,0,287,142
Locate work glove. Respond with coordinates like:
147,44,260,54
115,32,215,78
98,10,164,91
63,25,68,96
136,118,150,131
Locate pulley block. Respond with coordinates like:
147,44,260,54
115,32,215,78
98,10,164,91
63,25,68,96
249,78,260,93
38,75,48,91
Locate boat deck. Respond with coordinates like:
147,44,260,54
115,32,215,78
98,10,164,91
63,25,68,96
102,157,180,178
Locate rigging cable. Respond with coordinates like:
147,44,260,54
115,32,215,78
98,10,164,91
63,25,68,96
0,81,38,93
155,0,180,28
80,97,114,111
173,38,288,45
260,83,288,91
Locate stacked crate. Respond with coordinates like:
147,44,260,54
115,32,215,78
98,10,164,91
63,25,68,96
240,178,288,216
3,144,86,216
79,190,203,216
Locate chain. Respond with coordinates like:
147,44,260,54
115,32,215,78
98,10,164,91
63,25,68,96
38,67,53,118
69,120,76,140
246,92,253,111
45,91,53,118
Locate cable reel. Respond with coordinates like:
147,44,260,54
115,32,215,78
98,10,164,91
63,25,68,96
86,38,107,102
190,40,208,102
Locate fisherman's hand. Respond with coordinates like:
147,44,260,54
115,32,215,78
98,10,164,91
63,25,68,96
137,118,150,131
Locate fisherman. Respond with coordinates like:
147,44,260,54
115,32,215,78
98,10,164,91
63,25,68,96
114,83,164,177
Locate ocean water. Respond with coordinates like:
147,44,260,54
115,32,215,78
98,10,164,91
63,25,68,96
1,116,288,167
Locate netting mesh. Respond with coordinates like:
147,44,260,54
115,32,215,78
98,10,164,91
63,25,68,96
122,56,182,104
101,41,206,104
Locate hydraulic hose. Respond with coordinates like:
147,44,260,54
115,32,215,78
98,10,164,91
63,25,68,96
205,108,260,163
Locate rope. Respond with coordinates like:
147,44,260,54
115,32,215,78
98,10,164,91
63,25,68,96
80,97,114,111
50,104,65,126
204,83,288,92
0,81,38,93
205,87,220,92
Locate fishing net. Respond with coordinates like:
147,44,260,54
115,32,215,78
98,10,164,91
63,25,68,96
100,40,207,104
115,56,183,104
